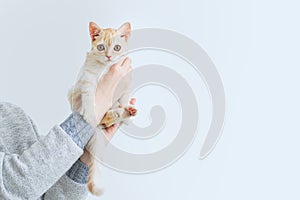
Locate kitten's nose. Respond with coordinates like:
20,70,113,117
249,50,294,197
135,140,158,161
106,56,111,60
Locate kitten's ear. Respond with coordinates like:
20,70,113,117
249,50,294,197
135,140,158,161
118,22,131,41
89,22,101,41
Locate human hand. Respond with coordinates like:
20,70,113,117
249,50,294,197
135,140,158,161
80,97,136,166
94,57,132,123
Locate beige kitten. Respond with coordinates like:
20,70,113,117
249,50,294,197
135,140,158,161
68,22,136,196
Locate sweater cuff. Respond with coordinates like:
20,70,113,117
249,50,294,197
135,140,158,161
66,159,89,184
60,112,94,149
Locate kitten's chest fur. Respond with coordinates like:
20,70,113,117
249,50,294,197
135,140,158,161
78,53,126,83
79,56,107,83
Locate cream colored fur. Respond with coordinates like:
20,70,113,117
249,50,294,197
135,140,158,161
68,22,132,196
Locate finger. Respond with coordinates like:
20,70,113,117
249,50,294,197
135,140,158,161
124,65,132,73
108,124,117,133
105,124,118,136
110,124,119,135
104,126,113,134
121,57,132,66
120,65,132,77
111,62,119,67
130,98,136,105
116,57,127,66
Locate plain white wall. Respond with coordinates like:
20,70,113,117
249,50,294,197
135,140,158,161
0,0,300,200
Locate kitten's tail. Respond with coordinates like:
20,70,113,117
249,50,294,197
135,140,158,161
87,156,104,196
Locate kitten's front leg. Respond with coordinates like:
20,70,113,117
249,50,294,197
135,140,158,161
100,105,137,128
100,107,124,128
118,90,130,108
80,85,98,127
117,92,136,125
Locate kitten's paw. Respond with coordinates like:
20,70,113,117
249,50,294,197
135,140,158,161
100,109,121,128
125,106,137,116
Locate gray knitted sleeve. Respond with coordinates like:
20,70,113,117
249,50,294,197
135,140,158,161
0,102,92,200
60,112,94,184
60,111,94,149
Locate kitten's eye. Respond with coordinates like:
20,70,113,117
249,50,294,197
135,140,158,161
114,45,121,51
97,44,105,51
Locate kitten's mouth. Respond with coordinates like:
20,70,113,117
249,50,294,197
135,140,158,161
106,58,114,62
106,58,116,63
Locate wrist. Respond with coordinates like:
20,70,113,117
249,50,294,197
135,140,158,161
66,159,89,184
80,149,92,165
60,112,94,149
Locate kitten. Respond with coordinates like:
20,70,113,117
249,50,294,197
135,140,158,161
68,22,136,196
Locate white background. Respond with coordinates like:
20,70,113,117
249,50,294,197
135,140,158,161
0,0,299,199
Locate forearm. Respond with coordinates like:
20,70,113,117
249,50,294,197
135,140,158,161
42,113,94,200
0,125,83,199
41,112,95,199
41,174,89,200
42,160,90,200
60,112,93,182
0,112,93,200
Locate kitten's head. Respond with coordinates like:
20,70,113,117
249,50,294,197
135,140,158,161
88,22,131,63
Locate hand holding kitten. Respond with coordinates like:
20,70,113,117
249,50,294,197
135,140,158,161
94,57,132,124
